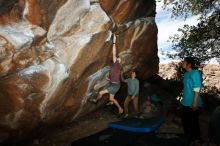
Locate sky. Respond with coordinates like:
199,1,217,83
155,1,199,63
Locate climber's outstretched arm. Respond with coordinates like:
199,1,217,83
112,34,117,63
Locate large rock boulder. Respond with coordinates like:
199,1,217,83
0,0,158,142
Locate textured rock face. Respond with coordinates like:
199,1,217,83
202,64,220,94
159,63,178,80
0,0,158,141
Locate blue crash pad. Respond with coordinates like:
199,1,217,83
108,117,164,133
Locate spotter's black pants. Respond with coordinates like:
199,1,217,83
181,106,201,142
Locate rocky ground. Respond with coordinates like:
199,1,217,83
15,99,211,146
27,107,118,146
16,106,185,146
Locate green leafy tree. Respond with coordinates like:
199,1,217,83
160,0,220,63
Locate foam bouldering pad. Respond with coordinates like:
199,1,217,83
108,117,164,133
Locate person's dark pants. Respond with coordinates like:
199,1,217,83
181,106,201,142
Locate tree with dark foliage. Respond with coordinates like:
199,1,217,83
160,0,220,63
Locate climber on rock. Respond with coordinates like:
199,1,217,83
90,33,123,115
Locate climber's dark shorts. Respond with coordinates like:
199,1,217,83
107,82,120,95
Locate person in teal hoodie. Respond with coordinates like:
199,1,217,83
121,70,139,118
181,57,203,145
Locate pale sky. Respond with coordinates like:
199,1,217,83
155,1,199,63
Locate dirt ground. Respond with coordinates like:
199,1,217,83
21,105,212,146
